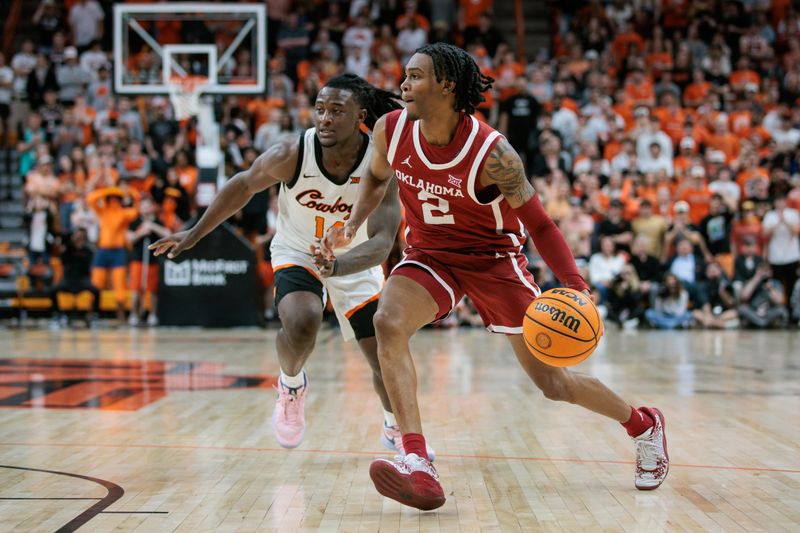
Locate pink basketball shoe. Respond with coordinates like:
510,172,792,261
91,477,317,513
272,376,307,448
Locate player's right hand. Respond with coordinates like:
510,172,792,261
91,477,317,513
149,230,196,259
320,223,356,259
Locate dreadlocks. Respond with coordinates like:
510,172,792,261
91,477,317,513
414,43,494,115
324,74,403,130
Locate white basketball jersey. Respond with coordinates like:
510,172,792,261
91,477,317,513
271,128,372,254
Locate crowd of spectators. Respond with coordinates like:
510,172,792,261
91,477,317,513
1,0,799,331
519,0,800,330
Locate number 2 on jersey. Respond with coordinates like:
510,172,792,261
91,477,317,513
418,190,455,225
315,216,344,239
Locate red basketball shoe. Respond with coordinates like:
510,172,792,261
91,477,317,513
634,407,669,490
369,453,446,510
380,423,437,460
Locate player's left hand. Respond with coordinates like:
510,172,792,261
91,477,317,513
582,288,599,305
310,242,336,277
320,223,356,260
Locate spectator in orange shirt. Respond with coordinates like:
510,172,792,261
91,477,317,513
653,90,686,145
736,152,770,199
729,57,761,92
683,68,712,108
730,200,763,255
679,166,713,225
729,95,755,138
73,94,96,145
634,171,660,207
624,66,655,106
673,137,697,182
86,186,140,322
174,150,198,196
579,172,610,222
564,45,592,80
396,0,430,32
494,47,525,102
645,28,673,77
612,21,644,66
459,0,493,32
706,115,741,162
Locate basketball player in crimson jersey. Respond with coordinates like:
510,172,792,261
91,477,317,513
151,75,432,458
322,44,669,510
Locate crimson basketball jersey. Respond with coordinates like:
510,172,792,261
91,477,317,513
384,109,526,253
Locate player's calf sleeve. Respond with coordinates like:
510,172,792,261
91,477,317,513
513,195,589,292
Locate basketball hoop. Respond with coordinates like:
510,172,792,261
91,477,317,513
168,76,207,120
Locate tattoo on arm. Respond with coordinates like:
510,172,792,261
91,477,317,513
484,138,534,208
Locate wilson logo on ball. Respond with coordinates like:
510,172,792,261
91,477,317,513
533,302,582,333
523,288,602,368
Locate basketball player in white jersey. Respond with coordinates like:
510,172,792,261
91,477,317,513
151,75,433,456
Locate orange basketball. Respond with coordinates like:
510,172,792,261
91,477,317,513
522,288,603,367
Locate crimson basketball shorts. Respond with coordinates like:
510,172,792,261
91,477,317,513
392,248,541,334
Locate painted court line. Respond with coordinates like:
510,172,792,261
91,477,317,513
1,441,798,474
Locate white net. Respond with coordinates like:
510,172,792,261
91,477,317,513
168,77,206,120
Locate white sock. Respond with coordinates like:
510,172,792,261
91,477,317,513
383,410,397,427
280,369,306,389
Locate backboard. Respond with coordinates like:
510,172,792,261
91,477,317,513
113,3,266,95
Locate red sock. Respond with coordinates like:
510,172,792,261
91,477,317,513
401,433,429,460
621,406,654,437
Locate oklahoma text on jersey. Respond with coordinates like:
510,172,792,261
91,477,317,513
385,109,526,254
395,170,465,199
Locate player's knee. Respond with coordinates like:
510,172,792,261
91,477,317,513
283,313,320,349
373,308,406,342
536,371,575,403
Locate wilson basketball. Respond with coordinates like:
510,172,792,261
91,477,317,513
522,288,603,367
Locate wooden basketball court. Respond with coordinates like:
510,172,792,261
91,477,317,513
0,326,798,531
